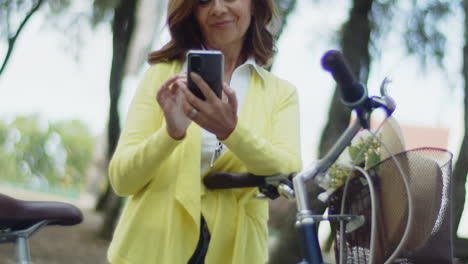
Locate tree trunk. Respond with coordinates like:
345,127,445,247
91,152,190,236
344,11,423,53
453,0,468,259
98,0,139,240
268,1,373,263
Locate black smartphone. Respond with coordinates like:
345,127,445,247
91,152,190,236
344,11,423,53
187,50,224,100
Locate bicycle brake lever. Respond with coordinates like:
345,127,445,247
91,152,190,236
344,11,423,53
369,96,396,116
256,173,295,200
379,77,396,114
367,78,396,116
379,77,391,97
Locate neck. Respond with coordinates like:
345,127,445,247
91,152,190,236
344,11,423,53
206,42,245,84
223,49,245,84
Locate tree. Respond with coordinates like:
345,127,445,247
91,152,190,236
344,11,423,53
269,1,455,263
89,0,141,240
0,115,95,196
0,0,74,77
0,0,44,76
453,0,468,259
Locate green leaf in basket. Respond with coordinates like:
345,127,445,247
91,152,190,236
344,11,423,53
348,145,365,164
365,149,381,169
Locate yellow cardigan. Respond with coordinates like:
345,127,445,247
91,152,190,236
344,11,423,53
107,60,302,264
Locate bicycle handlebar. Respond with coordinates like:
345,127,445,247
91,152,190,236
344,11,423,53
321,50,367,107
203,172,266,189
204,172,295,200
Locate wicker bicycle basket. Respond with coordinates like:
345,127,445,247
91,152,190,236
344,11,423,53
327,147,453,264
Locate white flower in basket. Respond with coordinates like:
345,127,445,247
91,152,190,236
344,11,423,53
317,116,405,202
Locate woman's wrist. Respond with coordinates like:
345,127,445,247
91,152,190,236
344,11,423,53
167,126,186,140
216,121,237,141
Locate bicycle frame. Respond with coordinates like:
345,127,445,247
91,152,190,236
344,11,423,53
292,92,395,264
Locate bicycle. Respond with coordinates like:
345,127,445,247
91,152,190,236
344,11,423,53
0,193,83,264
204,50,454,264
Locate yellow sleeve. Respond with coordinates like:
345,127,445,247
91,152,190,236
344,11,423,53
108,63,183,196
222,79,302,175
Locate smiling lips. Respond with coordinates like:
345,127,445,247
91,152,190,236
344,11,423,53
211,20,233,28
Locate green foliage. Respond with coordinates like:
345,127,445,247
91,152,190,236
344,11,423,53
0,115,95,195
0,0,76,75
0,0,71,34
369,0,398,57
347,133,381,169
45,0,71,14
317,132,381,197
403,1,453,67
367,0,455,68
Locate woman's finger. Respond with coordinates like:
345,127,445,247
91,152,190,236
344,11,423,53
172,79,185,91
175,73,188,83
157,75,179,101
223,83,238,113
190,72,218,102
163,75,180,88
181,83,206,111
182,96,197,119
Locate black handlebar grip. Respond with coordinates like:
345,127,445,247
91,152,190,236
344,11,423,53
321,50,366,106
203,172,266,189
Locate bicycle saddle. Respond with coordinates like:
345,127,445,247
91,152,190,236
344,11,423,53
0,193,83,231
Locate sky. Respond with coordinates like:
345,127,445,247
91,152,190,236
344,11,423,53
0,0,466,235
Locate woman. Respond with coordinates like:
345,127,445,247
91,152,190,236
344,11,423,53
107,0,301,263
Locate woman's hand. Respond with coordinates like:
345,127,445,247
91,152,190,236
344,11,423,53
182,73,238,140
156,74,191,140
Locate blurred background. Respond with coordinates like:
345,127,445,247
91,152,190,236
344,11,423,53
0,0,467,263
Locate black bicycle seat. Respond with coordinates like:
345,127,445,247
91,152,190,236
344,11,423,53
0,193,83,231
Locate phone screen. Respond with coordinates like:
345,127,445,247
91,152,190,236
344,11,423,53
187,50,224,100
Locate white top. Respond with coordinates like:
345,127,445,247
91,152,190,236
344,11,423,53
181,57,265,174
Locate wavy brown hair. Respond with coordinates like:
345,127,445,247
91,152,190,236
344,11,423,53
148,0,278,67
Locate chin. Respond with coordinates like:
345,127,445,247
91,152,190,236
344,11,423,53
209,39,238,50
